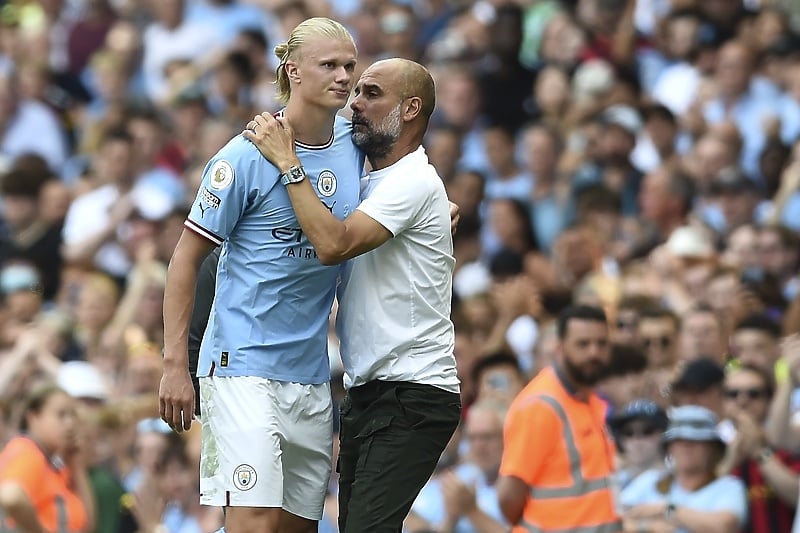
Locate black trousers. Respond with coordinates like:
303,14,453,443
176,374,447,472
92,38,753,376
337,380,461,533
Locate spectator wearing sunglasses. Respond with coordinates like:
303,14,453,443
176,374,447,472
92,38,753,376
719,364,800,533
608,399,668,490
638,306,680,406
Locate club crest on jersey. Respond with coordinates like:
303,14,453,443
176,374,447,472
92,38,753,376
209,160,234,190
317,170,337,197
233,464,256,491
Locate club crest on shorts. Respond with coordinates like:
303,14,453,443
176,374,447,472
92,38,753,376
317,170,337,197
209,160,234,190
233,464,257,491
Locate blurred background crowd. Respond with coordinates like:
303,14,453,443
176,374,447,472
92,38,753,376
2,0,800,531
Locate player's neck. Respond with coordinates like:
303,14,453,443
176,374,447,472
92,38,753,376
283,103,337,146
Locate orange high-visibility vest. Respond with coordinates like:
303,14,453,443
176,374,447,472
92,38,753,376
500,366,622,533
0,437,87,533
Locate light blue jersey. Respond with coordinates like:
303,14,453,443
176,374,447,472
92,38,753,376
186,115,363,384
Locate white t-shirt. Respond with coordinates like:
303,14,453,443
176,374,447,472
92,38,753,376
62,184,131,277
336,146,460,394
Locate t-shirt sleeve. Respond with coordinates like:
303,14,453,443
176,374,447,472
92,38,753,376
185,138,264,245
0,441,46,502
355,168,436,237
710,476,749,526
619,469,661,508
499,397,555,486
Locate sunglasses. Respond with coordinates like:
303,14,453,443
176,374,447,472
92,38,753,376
620,426,660,439
642,336,672,349
724,388,768,400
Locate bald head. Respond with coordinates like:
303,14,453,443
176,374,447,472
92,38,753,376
365,58,436,122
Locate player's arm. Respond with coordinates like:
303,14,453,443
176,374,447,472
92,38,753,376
161,230,216,430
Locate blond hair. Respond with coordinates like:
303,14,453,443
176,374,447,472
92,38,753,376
273,17,355,104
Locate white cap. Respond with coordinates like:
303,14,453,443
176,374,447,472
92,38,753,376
601,104,643,137
453,262,491,300
666,226,715,259
131,183,175,221
572,59,615,103
57,361,110,401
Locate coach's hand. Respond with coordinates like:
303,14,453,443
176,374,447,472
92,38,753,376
159,361,195,432
243,112,300,172
448,201,460,236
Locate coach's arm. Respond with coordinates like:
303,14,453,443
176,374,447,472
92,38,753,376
243,115,392,265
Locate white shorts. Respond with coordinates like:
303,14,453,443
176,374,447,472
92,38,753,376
198,376,333,520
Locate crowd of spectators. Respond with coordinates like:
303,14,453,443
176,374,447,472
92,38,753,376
3,0,800,531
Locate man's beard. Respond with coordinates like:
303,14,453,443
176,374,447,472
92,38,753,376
563,355,607,387
352,102,403,161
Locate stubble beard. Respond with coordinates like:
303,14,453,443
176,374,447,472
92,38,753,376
352,102,403,161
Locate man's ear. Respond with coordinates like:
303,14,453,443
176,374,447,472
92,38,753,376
285,60,300,84
403,96,422,122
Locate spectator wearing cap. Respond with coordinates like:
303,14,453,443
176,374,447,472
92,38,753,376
678,305,727,365
670,357,727,420
0,262,43,333
620,405,748,533
0,167,62,300
573,104,644,217
608,399,668,490
719,364,800,533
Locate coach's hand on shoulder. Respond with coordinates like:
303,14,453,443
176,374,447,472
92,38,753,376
243,113,300,173
158,360,195,432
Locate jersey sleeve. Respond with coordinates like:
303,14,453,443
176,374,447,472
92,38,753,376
185,137,268,245
499,396,556,486
355,167,437,237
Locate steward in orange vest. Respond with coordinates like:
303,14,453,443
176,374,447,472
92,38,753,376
497,305,622,533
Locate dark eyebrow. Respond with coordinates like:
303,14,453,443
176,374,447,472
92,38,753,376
360,82,383,93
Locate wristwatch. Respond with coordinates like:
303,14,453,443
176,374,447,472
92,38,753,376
757,447,775,464
280,165,307,186
664,502,676,522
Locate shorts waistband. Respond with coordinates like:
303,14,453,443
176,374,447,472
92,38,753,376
348,380,457,400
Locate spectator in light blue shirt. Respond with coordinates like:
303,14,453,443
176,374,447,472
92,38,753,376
702,40,781,183
621,405,748,533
